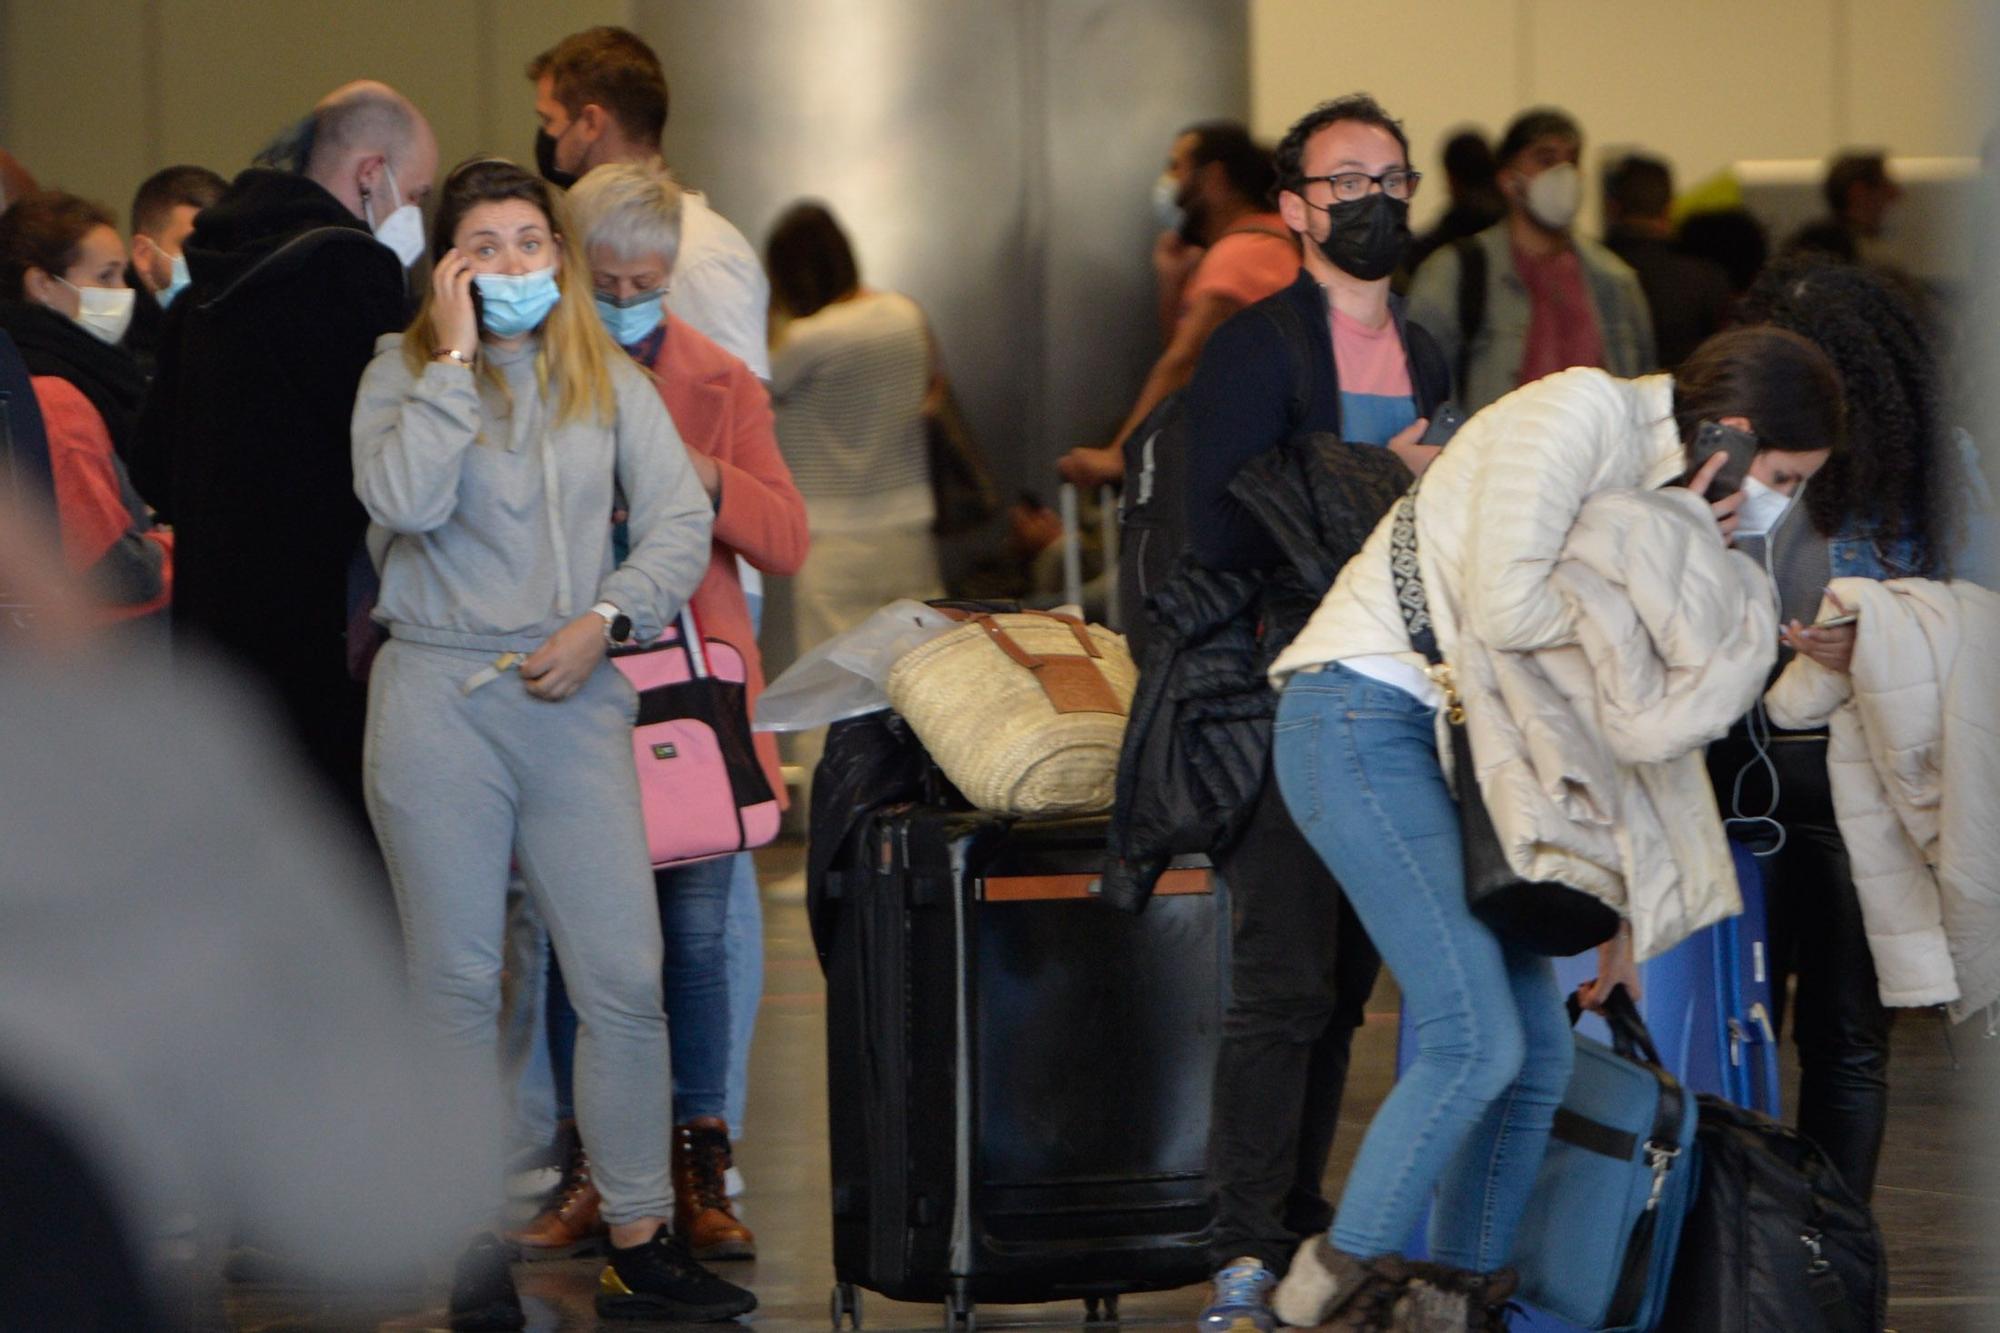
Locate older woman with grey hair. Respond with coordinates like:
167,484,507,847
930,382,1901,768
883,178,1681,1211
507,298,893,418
510,163,807,1266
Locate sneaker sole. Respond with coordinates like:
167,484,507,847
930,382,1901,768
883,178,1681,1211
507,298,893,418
595,1292,759,1322
691,1239,757,1261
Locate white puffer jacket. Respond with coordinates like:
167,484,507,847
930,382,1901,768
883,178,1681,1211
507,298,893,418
1453,489,1775,960
1765,577,2000,1021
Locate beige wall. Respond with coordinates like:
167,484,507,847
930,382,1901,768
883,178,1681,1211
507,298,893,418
1249,0,1980,232
4,0,1980,235
1,0,629,219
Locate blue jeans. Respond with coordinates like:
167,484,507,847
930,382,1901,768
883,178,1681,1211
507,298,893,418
723,852,762,1136
725,580,767,1139
1272,664,1573,1271
549,852,737,1124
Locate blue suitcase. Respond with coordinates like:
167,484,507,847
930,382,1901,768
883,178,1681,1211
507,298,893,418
1394,839,1779,1329
1557,839,1781,1115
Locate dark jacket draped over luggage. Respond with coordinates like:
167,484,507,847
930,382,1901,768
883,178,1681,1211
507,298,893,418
1101,434,1417,910
1101,275,1449,911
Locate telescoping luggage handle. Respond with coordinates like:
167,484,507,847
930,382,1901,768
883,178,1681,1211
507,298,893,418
1057,481,1120,623
1560,986,1688,1330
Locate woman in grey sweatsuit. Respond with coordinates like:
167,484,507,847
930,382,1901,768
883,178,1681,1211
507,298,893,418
350,160,746,1325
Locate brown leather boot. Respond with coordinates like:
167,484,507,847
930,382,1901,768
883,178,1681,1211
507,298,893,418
504,1126,606,1260
672,1117,756,1261
1271,1237,1412,1331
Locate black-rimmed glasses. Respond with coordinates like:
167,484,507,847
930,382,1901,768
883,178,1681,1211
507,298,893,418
1295,169,1422,203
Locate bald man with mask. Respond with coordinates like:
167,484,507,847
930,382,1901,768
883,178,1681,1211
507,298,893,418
137,81,438,830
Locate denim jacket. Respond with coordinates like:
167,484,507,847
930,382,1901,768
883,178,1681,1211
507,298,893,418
1830,429,1998,582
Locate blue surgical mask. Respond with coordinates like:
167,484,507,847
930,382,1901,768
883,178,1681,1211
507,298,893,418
158,251,192,309
474,267,561,337
594,289,665,347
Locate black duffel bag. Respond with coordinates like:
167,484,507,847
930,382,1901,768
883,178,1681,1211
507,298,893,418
1659,1095,1887,1332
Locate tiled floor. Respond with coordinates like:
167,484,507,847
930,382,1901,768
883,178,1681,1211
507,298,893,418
227,843,2000,1333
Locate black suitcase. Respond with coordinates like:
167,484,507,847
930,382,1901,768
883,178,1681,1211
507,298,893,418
822,804,1221,1330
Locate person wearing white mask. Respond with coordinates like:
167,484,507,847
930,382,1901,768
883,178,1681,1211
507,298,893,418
1057,122,1299,489
133,80,437,829
0,191,172,623
121,164,227,373
1407,107,1653,414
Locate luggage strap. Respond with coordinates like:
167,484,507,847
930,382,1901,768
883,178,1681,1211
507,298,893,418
1603,1070,1687,1328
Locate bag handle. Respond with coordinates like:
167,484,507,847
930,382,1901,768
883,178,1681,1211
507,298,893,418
933,606,1103,662
612,602,708,679
1566,985,1665,1069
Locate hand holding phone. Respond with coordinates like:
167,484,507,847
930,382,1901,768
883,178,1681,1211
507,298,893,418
1420,403,1465,447
1685,420,1759,500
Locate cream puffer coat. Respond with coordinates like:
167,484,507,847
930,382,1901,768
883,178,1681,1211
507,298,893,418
1274,368,1775,959
1453,488,1776,960
1765,577,2000,1021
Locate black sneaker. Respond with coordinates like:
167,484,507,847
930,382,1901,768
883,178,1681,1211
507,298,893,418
448,1232,525,1332
596,1228,758,1322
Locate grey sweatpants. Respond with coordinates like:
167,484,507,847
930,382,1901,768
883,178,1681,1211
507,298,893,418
364,638,671,1225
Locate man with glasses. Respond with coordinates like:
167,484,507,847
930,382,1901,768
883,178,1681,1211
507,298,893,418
1179,95,1451,1333
1407,107,1652,414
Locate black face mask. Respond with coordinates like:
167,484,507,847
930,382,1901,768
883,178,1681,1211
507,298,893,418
535,128,578,190
1310,192,1410,282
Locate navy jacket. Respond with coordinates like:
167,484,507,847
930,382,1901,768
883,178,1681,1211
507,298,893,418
1185,268,1450,572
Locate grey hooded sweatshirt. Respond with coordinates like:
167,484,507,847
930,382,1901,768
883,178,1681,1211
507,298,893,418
352,333,711,653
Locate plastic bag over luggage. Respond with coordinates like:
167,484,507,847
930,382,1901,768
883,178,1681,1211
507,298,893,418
754,599,959,733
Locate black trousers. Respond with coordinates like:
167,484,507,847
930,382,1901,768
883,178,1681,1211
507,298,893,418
1712,731,1892,1201
1205,772,1382,1273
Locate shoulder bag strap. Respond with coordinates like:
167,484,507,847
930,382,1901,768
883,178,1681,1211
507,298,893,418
1254,297,1315,431
1389,485,1441,665
1389,484,1466,724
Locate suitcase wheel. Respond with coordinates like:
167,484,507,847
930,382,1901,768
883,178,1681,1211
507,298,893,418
830,1282,862,1330
944,1282,976,1333
1084,1295,1120,1324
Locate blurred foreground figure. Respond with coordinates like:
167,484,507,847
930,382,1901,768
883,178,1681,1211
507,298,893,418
0,508,492,1330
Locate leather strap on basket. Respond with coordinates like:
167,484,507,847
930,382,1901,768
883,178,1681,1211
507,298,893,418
936,608,1123,716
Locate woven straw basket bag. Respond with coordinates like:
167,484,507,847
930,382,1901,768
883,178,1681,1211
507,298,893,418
885,609,1137,816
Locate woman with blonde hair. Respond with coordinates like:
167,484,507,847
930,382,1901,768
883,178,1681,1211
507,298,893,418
350,157,752,1329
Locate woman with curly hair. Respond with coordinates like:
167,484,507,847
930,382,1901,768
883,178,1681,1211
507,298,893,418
1740,254,1983,580
1709,255,1991,1203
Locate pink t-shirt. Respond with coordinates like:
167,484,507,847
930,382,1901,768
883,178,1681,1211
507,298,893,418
1181,214,1300,318
1514,245,1606,388
1328,307,1417,445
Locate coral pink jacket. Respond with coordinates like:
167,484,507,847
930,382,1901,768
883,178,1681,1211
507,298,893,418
640,316,809,805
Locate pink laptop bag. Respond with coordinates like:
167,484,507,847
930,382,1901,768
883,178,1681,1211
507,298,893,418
611,606,781,867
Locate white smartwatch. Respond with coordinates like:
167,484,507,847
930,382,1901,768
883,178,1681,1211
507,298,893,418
590,601,633,645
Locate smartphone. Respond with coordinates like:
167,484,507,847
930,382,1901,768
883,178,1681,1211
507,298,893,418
1420,402,1465,447
1685,420,1759,500
1810,612,1859,629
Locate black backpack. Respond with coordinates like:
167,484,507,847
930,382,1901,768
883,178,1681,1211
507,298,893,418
1659,1094,1887,1333
1115,306,1312,657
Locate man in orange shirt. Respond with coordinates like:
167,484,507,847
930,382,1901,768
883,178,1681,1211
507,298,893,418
1059,123,1299,488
